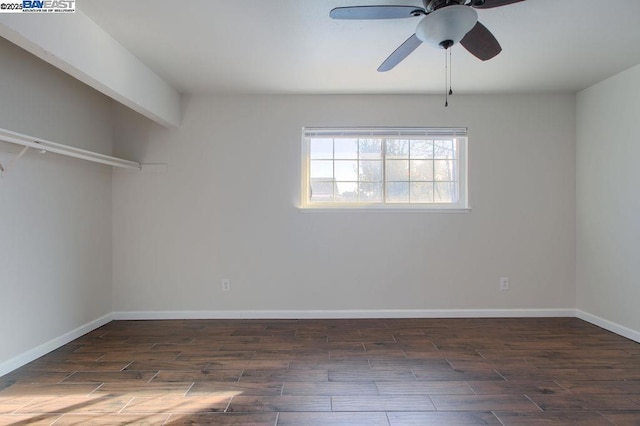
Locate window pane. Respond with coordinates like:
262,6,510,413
434,182,457,203
386,139,409,159
434,160,454,181
310,138,333,159
310,179,334,202
410,160,433,181
359,138,382,159
410,182,434,203
359,160,382,182
303,129,467,209
434,139,455,159
386,159,409,181
335,160,358,181
335,182,358,201
386,182,409,203
410,140,433,159
334,138,358,159
310,160,333,179
359,182,383,202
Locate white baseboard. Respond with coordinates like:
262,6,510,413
0,313,113,377
112,308,576,320
576,310,640,343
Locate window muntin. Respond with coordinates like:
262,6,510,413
302,128,468,209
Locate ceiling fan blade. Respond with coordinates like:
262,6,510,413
472,0,525,9
378,34,423,72
330,6,425,20
460,21,502,61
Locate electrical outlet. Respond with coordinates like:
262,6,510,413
221,279,231,292
500,277,509,291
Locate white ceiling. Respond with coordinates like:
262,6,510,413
79,0,640,95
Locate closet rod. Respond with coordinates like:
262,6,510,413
0,127,141,170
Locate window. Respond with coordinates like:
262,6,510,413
302,127,468,210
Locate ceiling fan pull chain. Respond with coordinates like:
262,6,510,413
444,48,449,107
449,48,453,96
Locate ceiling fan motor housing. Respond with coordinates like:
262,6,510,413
416,4,478,49
424,0,480,12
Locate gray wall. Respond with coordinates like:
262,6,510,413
577,64,640,335
0,38,113,370
112,94,576,315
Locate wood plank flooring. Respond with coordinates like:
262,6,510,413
1,317,639,425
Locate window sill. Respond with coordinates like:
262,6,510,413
298,205,472,213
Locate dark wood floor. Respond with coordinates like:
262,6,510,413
1,318,640,425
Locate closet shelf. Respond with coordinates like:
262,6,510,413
0,127,141,171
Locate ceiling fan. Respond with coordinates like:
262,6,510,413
330,0,525,72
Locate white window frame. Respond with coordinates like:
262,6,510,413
301,127,469,211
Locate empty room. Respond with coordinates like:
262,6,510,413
1,0,640,424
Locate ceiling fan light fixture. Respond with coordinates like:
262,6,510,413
416,5,478,49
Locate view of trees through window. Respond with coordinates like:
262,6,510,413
307,135,460,205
